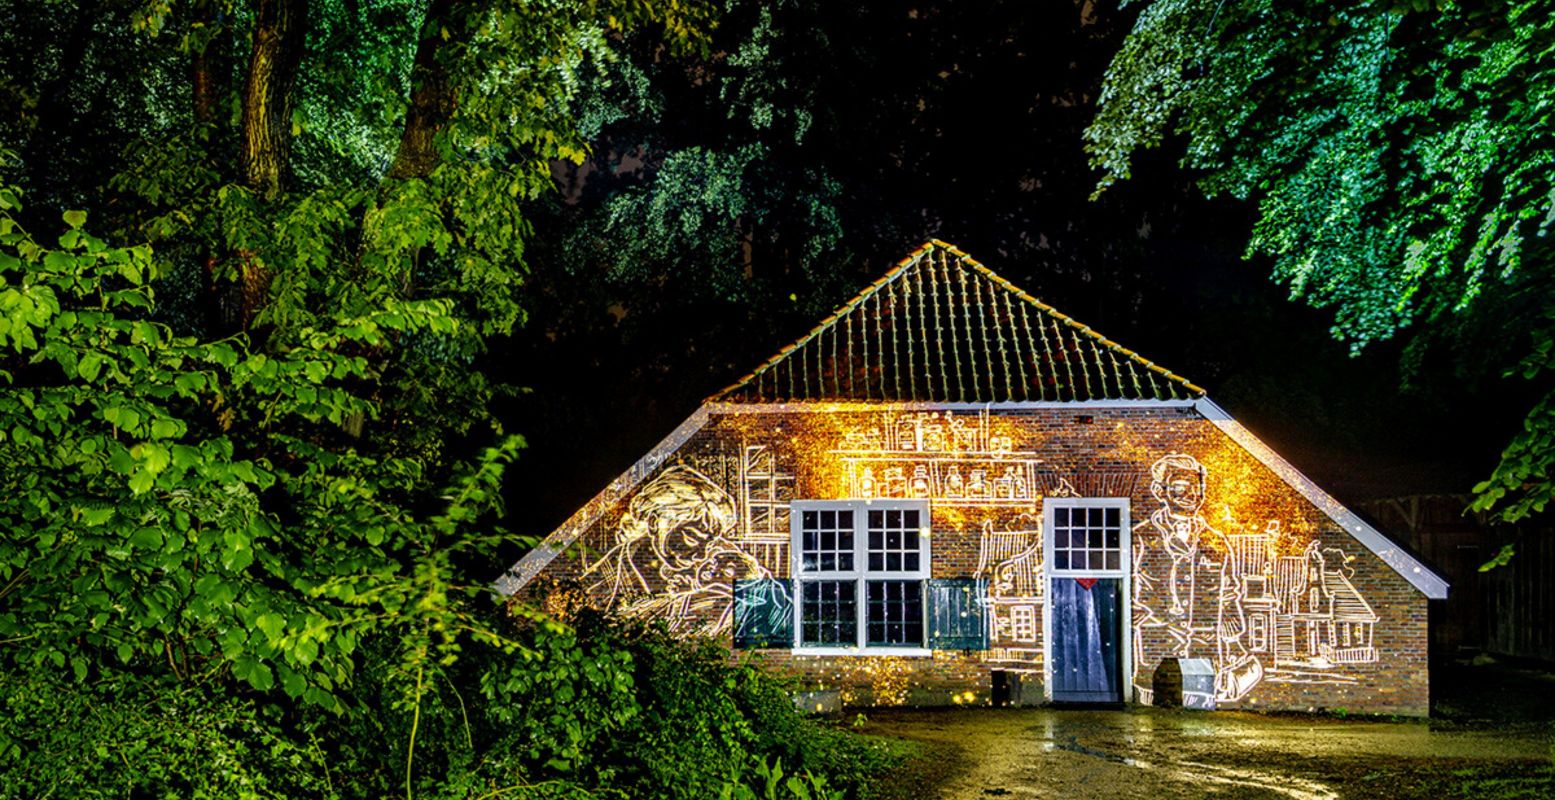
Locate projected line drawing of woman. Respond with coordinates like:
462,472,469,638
583,465,771,635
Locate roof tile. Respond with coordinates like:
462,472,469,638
712,241,1204,402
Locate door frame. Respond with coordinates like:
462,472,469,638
1041,497,1132,703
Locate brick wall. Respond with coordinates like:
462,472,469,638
527,404,1431,716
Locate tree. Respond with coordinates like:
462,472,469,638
1086,0,1555,520
0,0,718,795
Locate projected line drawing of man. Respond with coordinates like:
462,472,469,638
1132,453,1264,702
584,465,771,635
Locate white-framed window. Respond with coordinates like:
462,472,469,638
1044,499,1127,575
791,499,931,654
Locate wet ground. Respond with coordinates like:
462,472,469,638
861,662,1555,800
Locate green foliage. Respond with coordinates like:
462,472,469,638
1478,543,1517,572
475,614,884,800
1,614,875,800
0,666,337,799
1088,1,1555,519
0,165,530,708
0,1,918,797
533,0,859,313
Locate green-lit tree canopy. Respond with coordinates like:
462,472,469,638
1087,0,1555,520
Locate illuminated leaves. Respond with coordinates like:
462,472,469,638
1088,1,1555,520
0,166,536,714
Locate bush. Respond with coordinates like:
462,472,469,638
0,611,898,800
474,611,898,799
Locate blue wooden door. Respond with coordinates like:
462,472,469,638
1050,577,1122,703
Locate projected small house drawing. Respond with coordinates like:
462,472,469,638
498,241,1447,715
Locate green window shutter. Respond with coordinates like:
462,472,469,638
927,578,987,650
733,579,794,648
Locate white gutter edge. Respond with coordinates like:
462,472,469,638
494,405,713,596
1194,397,1449,599
702,399,1200,414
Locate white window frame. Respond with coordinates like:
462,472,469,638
790,499,932,656
1041,497,1132,702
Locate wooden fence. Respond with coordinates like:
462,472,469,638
1357,495,1555,664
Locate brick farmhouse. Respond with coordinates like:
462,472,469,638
498,241,1447,716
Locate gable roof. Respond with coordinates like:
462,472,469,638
495,244,1448,602
713,240,1204,403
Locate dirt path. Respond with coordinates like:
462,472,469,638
864,707,1554,800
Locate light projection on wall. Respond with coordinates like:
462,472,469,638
582,465,777,636
559,411,1390,711
1132,454,1381,703
974,517,1045,665
831,410,1043,504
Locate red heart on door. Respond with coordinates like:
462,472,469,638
1075,578,1098,590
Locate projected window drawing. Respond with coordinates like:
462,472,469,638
975,517,1044,645
1132,453,1382,703
831,410,1042,505
736,443,794,570
792,500,931,652
582,465,772,636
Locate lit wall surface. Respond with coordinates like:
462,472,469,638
528,405,1430,715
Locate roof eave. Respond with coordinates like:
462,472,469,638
1193,397,1450,599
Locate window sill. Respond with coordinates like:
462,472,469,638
789,647,933,658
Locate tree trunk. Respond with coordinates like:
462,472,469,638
386,0,463,181
240,0,308,199
232,0,308,329
190,0,230,125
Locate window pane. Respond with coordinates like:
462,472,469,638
800,506,854,574
866,580,923,645
1049,503,1124,574
1055,508,1069,525
801,580,857,645
864,503,926,575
